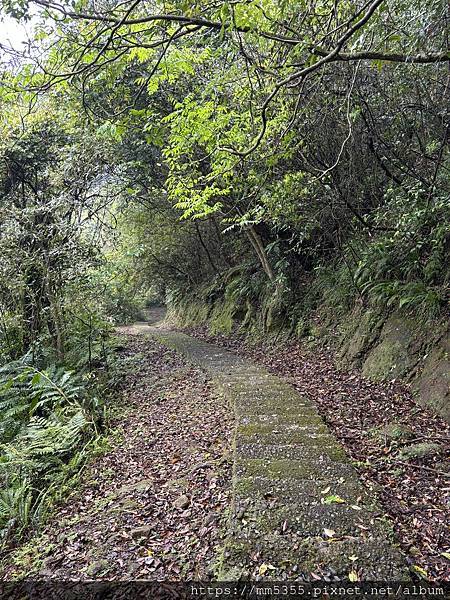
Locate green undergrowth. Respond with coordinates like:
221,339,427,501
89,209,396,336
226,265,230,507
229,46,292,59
168,186,449,344
168,244,447,353
0,336,126,557
167,271,291,341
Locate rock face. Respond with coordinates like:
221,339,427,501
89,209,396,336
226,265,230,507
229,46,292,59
413,332,450,421
338,310,384,366
338,309,449,422
361,316,419,381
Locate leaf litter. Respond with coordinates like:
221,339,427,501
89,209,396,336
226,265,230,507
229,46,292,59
185,325,450,581
1,333,234,580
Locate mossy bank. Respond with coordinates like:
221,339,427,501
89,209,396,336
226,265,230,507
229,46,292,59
168,284,449,422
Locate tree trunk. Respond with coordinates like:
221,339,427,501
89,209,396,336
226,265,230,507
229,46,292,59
245,226,275,282
22,267,41,354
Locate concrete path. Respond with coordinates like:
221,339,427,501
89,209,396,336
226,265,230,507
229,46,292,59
145,326,408,581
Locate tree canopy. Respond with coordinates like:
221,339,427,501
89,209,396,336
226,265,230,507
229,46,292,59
0,0,448,319
0,0,449,572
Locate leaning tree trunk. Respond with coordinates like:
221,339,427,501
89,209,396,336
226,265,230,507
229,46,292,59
245,226,283,332
245,226,275,282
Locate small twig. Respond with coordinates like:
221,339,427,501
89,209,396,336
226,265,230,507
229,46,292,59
187,461,215,473
402,436,449,444
395,460,448,477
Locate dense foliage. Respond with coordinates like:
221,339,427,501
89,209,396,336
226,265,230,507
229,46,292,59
0,108,116,546
0,356,105,543
0,0,449,542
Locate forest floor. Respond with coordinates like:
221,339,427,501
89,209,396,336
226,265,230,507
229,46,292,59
149,326,409,581
1,330,234,581
182,325,450,582
2,313,448,584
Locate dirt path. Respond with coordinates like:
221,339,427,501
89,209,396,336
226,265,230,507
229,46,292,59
2,331,233,581
2,316,411,583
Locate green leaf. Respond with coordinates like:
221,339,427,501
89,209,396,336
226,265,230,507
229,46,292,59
411,565,429,580
31,373,42,385
323,494,346,504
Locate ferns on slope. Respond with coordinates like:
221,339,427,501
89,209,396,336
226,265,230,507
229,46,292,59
0,356,101,545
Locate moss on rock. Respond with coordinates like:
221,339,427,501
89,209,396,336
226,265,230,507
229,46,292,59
371,422,414,443
361,316,419,381
413,330,450,421
338,307,384,367
397,442,442,460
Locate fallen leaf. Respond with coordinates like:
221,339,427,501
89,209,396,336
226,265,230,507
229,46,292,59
349,570,359,582
411,565,429,580
258,563,275,575
324,494,346,504
323,528,336,538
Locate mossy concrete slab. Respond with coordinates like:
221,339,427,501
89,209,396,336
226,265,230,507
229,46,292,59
230,499,386,539
236,442,347,462
221,535,407,580
235,458,358,481
236,422,330,438
235,428,336,447
241,413,327,428
232,391,313,407
149,327,408,581
230,384,310,397
308,537,409,579
235,403,318,417
234,476,370,505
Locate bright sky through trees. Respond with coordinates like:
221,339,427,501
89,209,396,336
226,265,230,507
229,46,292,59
0,15,28,49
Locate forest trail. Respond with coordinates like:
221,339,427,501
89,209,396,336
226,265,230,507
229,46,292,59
2,311,409,582
2,0,449,587
2,320,234,581
139,312,409,580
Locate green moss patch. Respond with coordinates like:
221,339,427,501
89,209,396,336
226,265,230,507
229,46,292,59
397,442,442,460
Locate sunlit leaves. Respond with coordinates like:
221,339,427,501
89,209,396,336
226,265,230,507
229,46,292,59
96,120,125,142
